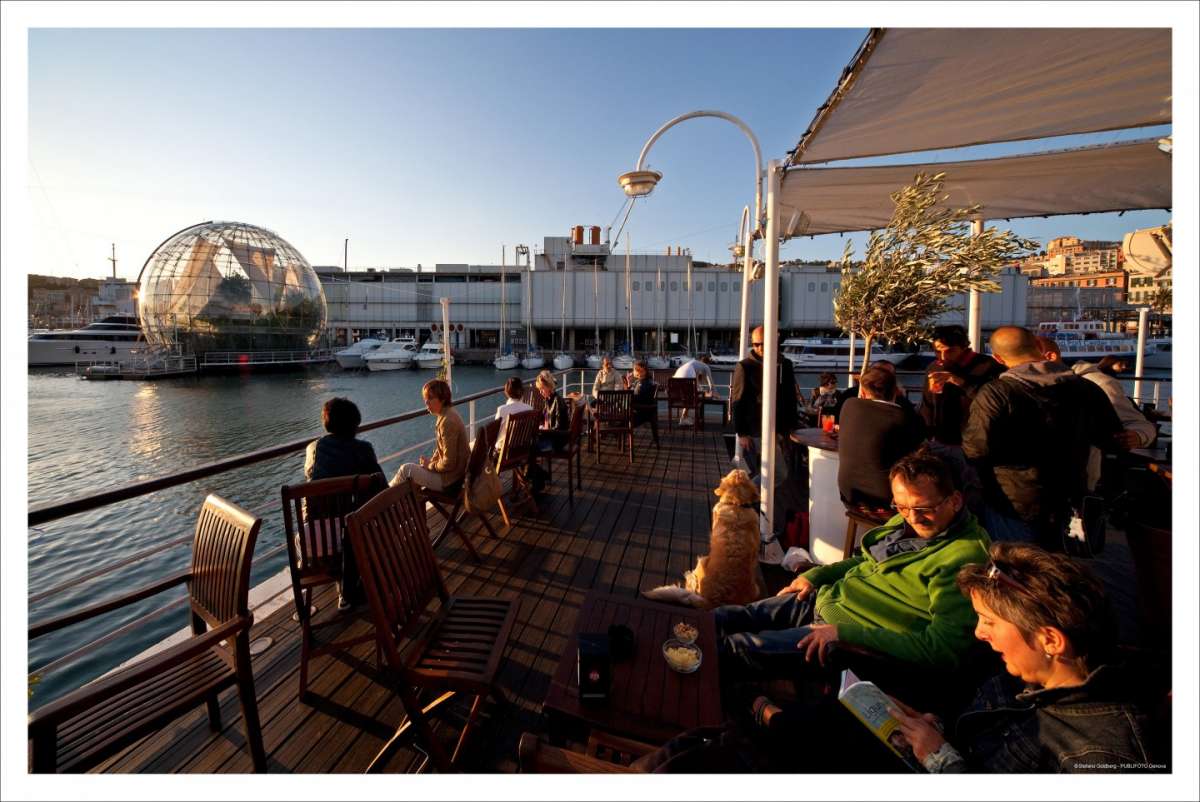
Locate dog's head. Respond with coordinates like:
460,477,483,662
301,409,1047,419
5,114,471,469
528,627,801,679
714,469,759,506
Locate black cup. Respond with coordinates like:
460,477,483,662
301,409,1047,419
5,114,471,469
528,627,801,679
607,624,634,661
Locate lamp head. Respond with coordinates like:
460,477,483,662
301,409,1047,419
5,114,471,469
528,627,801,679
618,169,662,198
732,243,746,259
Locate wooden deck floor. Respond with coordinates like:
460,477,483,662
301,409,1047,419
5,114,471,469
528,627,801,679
96,423,732,773
89,422,1152,774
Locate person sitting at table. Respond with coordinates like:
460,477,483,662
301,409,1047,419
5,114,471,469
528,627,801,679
304,396,384,481
715,450,990,680
494,376,534,458
830,361,915,422
672,355,714,426
591,355,621,405
837,366,927,511
526,371,571,494
623,359,660,447
807,372,840,421
390,378,468,493
747,543,1165,774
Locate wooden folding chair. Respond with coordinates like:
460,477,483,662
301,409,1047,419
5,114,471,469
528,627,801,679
347,481,516,772
594,389,634,465
423,419,502,559
281,473,385,698
667,377,701,432
495,409,541,528
538,401,585,503
29,495,267,773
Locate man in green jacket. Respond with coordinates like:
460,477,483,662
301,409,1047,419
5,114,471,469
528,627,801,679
716,451,991,678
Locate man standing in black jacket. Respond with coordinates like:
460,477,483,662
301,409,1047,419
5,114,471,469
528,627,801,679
962,326,1124,550
921,325,1005,446
731,326,799,485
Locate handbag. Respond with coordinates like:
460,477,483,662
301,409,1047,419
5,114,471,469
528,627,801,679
465,429,503,514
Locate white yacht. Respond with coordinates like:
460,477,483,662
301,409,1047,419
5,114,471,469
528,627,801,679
553,352,575,370
493,352,519,370
1032,322,1139,362
334,338,384,369
646,354,671,370
414,339,454,370
612,353,635,370
780,338,907,370
585,353,604,369
28,316,146,367
521,345,545,370
708,350,740,371
1144,338,1172,369
363,338,419,371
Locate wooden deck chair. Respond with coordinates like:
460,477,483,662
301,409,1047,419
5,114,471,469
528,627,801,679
494,409,541,528
667,377,701,432
281,473,385,698
538,400,585,503
347,480,516,772
423,419,502,559
594,389,634,465
29,494,267,773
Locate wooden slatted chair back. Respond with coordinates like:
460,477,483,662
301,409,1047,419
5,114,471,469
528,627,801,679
522,386,546,414
469,419,502,483
347,480,448,663
189,494,262,629
497,409,541,471
281,474,384,579
668,377,699,407
596,389,633,424
567,399,585,447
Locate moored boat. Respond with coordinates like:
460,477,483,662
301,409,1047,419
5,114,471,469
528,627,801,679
334,337,384,369
363,338,418,371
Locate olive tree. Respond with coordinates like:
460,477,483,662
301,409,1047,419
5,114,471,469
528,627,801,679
833,172,1037,374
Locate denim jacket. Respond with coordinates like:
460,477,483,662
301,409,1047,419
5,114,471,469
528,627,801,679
925,663,1161,773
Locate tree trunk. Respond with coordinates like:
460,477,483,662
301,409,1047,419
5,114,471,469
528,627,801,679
859,332,875,378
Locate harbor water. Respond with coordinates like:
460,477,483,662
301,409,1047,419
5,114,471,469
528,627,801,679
26,361,1171,705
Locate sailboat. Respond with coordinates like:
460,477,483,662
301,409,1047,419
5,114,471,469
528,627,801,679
493,245,518,370
612,238,635,370
585,257,604,368
646,259,670,369
552,265,574,369
670,253,697,368
520,245,544,369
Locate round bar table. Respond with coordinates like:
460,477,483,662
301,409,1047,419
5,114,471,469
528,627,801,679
790,427,849,564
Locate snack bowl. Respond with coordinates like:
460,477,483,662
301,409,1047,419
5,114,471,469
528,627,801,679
662,639,702,674
672,621,699,645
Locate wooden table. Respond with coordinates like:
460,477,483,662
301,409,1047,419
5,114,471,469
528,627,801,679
789,427,848,564
542,591,724,744
701,392,728,427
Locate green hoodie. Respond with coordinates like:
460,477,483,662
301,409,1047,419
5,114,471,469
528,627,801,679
800,511,991,668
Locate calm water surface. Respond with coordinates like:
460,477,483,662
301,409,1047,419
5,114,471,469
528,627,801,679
27,364,562,704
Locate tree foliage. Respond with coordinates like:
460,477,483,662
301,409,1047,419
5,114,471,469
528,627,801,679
833,172,1037,372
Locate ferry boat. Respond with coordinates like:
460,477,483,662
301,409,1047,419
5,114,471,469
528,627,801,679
363,338,419,371
334,338,385,369
1144,338,1172,369
780,338,907,370
414,339,454,369
28,315,145,367
1031,321,1140,362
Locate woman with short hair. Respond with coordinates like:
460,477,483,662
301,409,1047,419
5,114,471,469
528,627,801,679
304,396,384,481
390,379,469,492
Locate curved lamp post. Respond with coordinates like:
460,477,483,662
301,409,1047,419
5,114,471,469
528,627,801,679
618,110,784,538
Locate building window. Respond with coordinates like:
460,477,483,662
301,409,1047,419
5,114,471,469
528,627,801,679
708,281,715,291
808,282,816,292
720,282,728,292
820,282,828,292
632,281,640,291
733,283,740,292
670,281,678,291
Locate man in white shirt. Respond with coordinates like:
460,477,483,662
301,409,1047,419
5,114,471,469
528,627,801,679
494,376,534,456
673,356,714,425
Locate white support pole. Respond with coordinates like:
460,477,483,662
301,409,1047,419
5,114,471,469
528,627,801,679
1134,306,1149,404
737,206,754,363
759,160,782,538
968,219,984,353
440,297,452,389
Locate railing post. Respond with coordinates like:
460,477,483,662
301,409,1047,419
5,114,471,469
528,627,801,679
468,399,476,432
1152,381,1160,411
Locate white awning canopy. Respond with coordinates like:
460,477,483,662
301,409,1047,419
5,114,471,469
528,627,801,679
777,139,1171,238
791,28,1172,165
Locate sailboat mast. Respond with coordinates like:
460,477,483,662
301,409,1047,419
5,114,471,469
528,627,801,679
499,246,506,354
593,259,599,354
626,237,634,358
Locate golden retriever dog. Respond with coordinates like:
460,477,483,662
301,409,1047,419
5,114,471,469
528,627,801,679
644,469,764,609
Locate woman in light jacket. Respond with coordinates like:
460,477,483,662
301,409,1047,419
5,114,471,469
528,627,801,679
391,379,468,491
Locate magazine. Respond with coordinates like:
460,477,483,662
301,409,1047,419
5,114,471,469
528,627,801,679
837,669,925,772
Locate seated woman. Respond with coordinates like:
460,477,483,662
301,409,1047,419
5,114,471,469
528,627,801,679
591,355,621,405
837,366,926,510
623,359,660,446
390,379,468,493
304,396,384,481
494,376,534,457
750,542,1165,773
535,370,571,453
807,372,840,420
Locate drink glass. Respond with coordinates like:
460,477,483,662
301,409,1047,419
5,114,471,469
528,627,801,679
821,414,835,433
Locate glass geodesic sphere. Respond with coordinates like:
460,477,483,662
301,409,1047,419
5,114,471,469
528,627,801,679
137,221,327,354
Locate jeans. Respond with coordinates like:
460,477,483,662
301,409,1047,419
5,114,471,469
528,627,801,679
979,504,1069,551
715,593,815,679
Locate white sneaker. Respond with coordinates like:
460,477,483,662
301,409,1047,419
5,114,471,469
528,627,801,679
337,595,352,612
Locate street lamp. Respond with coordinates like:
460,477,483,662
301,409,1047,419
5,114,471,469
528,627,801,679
619,109,784,538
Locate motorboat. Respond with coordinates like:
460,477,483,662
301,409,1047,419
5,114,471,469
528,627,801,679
363,338,418,371
553,352,575,370
521,345,545,370
708,350,740,371
585,353,604,369
334,338,384,369
414,339,453,369
1144,338,1172,369
667,352,692,369
1031,321,1139,362
28,315,145,367
780,338,907,370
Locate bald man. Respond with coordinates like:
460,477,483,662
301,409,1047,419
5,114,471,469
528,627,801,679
961,326,1122,549
731,325,799,488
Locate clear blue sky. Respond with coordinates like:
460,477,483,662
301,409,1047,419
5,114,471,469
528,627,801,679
22,26,1174,279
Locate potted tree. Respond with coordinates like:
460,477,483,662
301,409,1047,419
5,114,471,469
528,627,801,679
833,172,1036,374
